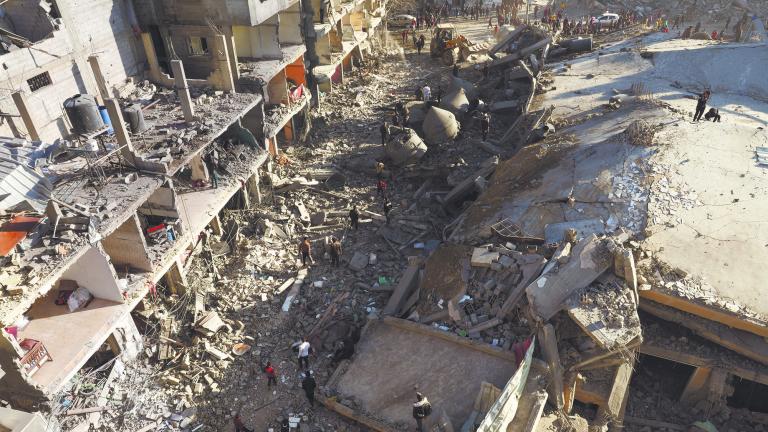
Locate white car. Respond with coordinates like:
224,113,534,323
388,14,416,28
596,13,620,26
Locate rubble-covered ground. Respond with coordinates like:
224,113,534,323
51,17,510,432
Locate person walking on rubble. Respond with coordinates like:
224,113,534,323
349,205,360,230
205,149,219,189
263,361,277,388
297,337,312,370
377,178,388,198
234,413,253,432
380,121,389,144
693,90,710,122
329,236,342,267
383,199,392,225
298,237,314,266
412,392,432,432
480,111,490,141
302,371,317,407
416,34,425,55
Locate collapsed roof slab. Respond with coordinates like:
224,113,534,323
453,104,664,243
330,317,523,429
641,119,768,332
640,299,768,367
131,92,263,175
640,313,768,387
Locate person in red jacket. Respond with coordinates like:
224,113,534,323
264,361,277,388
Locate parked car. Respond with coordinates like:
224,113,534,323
388,14,416,28
596,13,620,28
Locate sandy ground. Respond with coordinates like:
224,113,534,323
544,31,768,320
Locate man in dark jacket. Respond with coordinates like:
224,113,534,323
349,206,360,230
693,90,710,122
412,392,431,432
302,371,317,406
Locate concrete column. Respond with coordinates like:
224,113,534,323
165,257,188,295
224,32,240,84
209,215,223,236
240,181,250,209
87,55,111,103
680,366,712,404
213,35,236,93
103,99,135,159
267,136,280,156
248,170,262,205
11,91,41,141
170,60,195,123
141,33,164,83
190,153,210,182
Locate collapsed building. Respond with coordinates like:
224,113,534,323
0,0,385,424
0,0,765,431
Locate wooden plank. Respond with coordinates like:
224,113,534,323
569,337,642,371
640,300,768,366
639,288,768,338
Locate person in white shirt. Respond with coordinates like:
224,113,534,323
422,85,431,102
298,337,311,370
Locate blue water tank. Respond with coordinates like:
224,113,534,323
98,106,114,135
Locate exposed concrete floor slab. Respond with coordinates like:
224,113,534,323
334,319,517,429
18,290,126,392
544,34,768,321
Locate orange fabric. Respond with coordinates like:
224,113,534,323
0,216,40,256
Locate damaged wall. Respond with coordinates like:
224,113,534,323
131,0,291,27
278,3,303,45
102,214,154,273
0,0,143,141
61,245,124,302
0,330,45,407
0,0,57,43
233,20,281,59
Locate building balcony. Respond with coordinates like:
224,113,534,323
237,44,307,93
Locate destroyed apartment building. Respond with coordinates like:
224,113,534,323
0,0,385,419
0,0,767,431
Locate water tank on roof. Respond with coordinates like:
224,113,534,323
121,103,148,134
64,94,104,135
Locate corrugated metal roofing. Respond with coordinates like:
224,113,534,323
0,137,54,212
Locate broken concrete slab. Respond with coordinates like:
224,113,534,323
442,157,498,208
526,235,616,321
281,269,308,313
383,264,421,316
348,251,369,271
640,299,768,366
543,219,605,244
471,246,500,268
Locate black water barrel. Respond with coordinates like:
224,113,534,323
121,103,148,134
64,94,104,135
